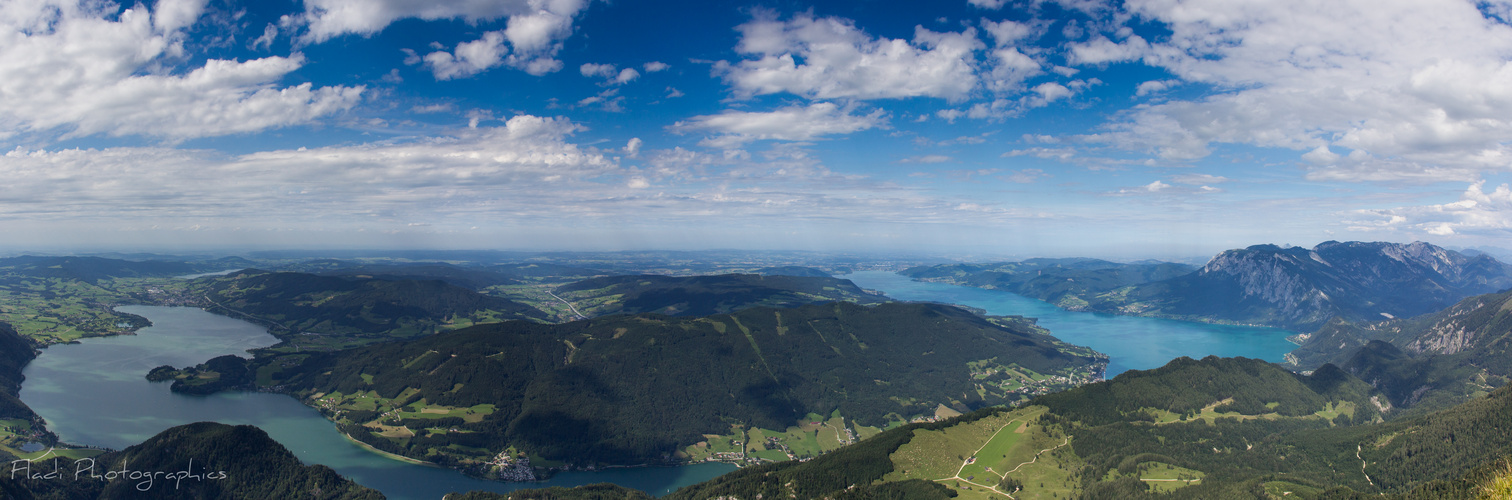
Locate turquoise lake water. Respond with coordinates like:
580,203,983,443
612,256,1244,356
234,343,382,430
18,305,734,499
843,271,1301,378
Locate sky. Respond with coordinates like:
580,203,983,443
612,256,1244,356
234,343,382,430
5,0,1512,259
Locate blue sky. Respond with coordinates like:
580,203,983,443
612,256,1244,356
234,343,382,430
4,0,1512,259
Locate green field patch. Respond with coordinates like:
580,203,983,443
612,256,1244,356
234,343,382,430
1313,401,1357,421
958,420,1029,480
750,449,789,462
1134,462,1205,493
885,407,1043,483
996,427,1080,500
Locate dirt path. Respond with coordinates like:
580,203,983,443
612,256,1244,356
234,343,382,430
929,418,1052,500
1357,444,1375,487
1005,436,1070,475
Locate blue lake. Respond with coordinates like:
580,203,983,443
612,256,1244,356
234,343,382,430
18,305,734,499
843,271,1301,378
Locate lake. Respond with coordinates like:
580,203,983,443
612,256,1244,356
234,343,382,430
843,271,1300,377
16,273,1300,497
18,305,735,499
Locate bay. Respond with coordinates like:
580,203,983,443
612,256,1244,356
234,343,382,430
18,305,734,499
843,270,1300,378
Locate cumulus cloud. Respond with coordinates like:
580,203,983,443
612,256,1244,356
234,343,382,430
1348,181,1512,236
1135,79,1179,96
965,79,1096,120
669,102,888,148
1079,0,1512,180
579,63,641,84
969,0,1009,9
307,0,590,78
0,1,363,141
643,61,670,72
715,11,982,101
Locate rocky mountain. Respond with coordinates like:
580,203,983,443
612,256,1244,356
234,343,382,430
1112,241,1512,331
1287,287,1512,414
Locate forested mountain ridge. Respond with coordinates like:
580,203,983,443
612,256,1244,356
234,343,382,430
616,355,1512,500
901,258,1196,310
548,273,888,318
188,270,550,350
1,422,382,499
0,256,203,283
244,301,1106,472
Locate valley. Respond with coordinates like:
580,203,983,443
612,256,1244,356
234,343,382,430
0,245,1507,499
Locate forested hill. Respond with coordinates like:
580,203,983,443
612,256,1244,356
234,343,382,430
2,422,382,499
621,355,1512,500
1031,356,1383,426
1286,287,1512,415
254,301,1106,467
0,322,38,420
0,255,206,283
317,263,524,289
901,258,1196,311
550,273,887,317
191,270,549,349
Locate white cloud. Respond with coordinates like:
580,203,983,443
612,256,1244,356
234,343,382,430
1349,181,1512,236
716,11,982,101
153,0,208,33
1067,35,1150,65
1006,169,1049,183
298,0,583,42
0,115,615,225
578,64,640,85
969,0,1009,9
982,47,1043,94
670,102,888,148
1170,173,1228,185
614,68,640,84
965,80,1093,120
1080,0,1512,180
0,2,363,141
581,63,616,78
307,0,589,78
423,31,508,80
902,155,953,163
1134,79,1178,96
981,19,1035,46
624,137,642,158
1003,147,1076,160
643,61,670,72
249,23,279,51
